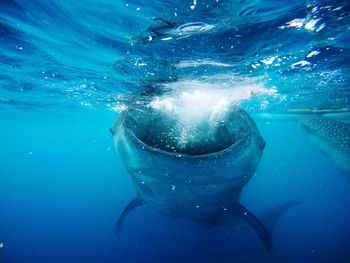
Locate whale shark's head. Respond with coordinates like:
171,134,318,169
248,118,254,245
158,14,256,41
112,85,268,159
111,102,265,221
299,114,319,132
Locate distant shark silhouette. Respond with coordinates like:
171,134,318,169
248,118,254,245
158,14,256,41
111,106,299,253
300,114,350,176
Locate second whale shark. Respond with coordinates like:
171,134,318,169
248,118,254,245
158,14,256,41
300,114,350,176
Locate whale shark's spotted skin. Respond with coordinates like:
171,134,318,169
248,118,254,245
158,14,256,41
111,106,300,253
300,114,350,174
301,115,350,152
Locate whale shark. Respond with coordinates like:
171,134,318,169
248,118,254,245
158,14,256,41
111,105,296,252
300,114,350,176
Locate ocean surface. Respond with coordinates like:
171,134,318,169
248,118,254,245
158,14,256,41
1,0,350,262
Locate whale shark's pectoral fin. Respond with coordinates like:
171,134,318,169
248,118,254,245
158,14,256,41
239,203,273,252
115,197,145,234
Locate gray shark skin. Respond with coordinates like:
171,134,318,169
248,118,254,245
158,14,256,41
111,106,292,253
300,114,350,175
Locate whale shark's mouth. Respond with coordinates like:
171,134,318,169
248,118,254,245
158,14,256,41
120,107,251,156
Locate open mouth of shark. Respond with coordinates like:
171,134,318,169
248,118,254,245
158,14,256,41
121,107,251,156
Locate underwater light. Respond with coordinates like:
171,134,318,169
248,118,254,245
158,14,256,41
149,81,277,123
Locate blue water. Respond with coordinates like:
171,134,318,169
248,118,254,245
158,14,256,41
1,0,350,262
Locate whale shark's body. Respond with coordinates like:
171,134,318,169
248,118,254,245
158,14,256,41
111,106,294,252
300,114,350,175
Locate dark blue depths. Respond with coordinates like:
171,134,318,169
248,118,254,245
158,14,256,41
1,111,350,263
